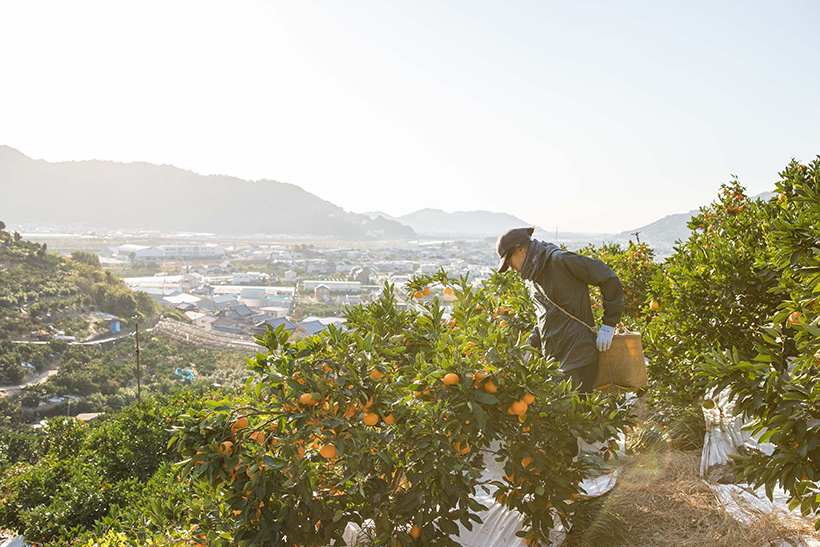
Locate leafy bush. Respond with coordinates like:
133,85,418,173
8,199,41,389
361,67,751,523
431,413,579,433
0,340,52,385
173,273,633,546
697,157,820,526
0,389,221,544
642,180,783,407
70,251,101,267
577,241,661,325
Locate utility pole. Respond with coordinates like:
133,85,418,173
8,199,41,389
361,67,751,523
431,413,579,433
135,322,142,411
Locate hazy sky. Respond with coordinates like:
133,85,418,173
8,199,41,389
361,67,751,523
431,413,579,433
1,1,818,233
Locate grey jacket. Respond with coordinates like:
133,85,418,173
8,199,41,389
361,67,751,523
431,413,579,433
521,240,624,372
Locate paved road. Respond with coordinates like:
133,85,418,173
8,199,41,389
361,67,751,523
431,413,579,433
0,366,59,396
10,326,152,347
2,328,153,395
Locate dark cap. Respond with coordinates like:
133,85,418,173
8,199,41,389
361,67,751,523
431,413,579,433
496,227,535,272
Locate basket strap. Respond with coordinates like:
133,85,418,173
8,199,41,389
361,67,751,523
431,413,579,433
532,282,597,334
534,282,623,390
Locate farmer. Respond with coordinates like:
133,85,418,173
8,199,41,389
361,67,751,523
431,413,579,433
495,227,624,394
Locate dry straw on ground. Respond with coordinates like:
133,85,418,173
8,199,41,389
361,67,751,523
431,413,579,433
563,449,820,547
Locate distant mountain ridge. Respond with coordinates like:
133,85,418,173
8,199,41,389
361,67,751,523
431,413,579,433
0,146,413,238
1,146,775,247
611,190,775,249
365,208,533,237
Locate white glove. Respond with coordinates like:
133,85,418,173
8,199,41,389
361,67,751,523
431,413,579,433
597,325,615,352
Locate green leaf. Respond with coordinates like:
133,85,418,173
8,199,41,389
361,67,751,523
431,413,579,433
474,391,499,405
473,402,486,431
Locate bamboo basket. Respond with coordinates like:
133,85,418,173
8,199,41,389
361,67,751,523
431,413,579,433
594,332,648,395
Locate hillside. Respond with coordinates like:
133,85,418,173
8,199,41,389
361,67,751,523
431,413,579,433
0,226,158,384
370,208,534,237
611,191,776,250
0,146,414,238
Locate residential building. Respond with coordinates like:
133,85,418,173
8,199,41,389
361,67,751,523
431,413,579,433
349,266,371,284
252,317,298,335
108,244,223,262
299,316,347,336
198,295,240,311
303,280,361,293
232,272,268,285
314,284,330,302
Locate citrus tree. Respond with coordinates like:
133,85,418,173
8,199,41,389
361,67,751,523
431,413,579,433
577,241,661,325
0,389,218,545
697,157,820,527
173,272,632,546
642,180,783,407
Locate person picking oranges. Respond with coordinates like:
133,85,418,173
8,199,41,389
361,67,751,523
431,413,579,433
496,227,624,395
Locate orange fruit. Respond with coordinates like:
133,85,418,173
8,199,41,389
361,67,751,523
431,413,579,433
443,372,459,385
370,369,385,380
382,413,395,425
363,413,379,426
319,444,337,459
414,291,424,299
250,431,266,444
454,441,470,454
499,320,507,327
231,416,249,433
444,287,453,295
522,456,534,468
422,288,431,296
483,380,498,394
219,441,234,455
522,392,535,404
511,400,528,415
650,300,660,311
299,393,315,406
789,311,803,324
410,525,421,539
473,371,486,383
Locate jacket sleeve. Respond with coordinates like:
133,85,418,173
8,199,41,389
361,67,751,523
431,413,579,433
527,328,541,350
562,253,625,327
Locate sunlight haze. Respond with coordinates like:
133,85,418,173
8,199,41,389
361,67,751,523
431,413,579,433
1,0,818,233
